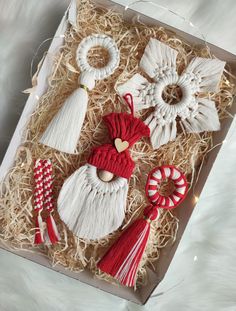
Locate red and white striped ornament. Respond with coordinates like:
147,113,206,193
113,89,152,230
43,160,60,244
98,165,188,287
33,159,60,245
146,165,188,208
33,159,45,244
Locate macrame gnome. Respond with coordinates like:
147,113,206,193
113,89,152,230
98,165,188,287
117,38,225,149
40,34,120,154
57,94,150,240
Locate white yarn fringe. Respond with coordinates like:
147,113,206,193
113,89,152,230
183,57,226,92
117,74,150,111
58,164,128,240
40,71,95,154
145,114,177,149
140,38,178,79
182,98,220,133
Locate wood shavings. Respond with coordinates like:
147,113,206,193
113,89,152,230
0,0,235,288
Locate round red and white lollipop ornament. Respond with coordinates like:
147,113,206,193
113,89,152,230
146,165,188,209
98,165,188,287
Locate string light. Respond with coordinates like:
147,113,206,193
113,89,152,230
194,196,199,204
124,0,207,46
193,255,198,262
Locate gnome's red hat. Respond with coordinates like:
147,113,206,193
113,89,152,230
88,94,150,179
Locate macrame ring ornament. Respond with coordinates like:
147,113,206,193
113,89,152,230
40,34,120,154
98,165,188,287
151,75,193,118
76,34,120,80
146,165,188,209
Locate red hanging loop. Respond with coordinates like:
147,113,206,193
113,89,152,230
123,93,134,116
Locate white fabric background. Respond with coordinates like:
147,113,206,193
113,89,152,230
0,1,236,310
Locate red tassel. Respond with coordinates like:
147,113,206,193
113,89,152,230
34,214,44,245
98,206,159,287
103,113,150,147
46,213,60,244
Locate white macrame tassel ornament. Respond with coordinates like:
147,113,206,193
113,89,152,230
57,94,150,240
117,38,225,149
40,34,120,154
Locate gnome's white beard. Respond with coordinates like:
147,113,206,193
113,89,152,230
58,164,128,240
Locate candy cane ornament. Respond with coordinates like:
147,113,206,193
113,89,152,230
33,159,45,244
98,165,188,287
43,160,60,244
33,159,60,245
40,34,120,154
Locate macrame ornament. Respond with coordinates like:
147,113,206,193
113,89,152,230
33,159,60,245
40,34,120,153
98,165,188,287
117,38,226,149
57,94,150,240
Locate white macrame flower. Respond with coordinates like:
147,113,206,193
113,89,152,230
117,38,225,149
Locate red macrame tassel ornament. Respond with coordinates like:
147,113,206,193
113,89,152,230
98,165,188,287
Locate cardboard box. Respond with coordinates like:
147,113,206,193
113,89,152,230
0,0,235,305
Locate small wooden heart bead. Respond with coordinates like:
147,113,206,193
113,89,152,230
114,138,129,153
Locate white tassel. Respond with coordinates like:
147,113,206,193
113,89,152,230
58,164,128,240
183,57,226,92
182,98,220,133
140,38,178,79
145,114,177,149
40,71,95,154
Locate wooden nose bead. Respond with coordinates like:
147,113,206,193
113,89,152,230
98,170,114,182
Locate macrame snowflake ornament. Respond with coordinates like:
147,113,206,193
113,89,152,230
117,38,226,149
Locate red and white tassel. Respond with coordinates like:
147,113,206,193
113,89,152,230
98,206,159,287
33,159,44,244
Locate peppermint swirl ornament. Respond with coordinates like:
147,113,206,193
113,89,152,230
98,165,188,287
146,165,188,209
